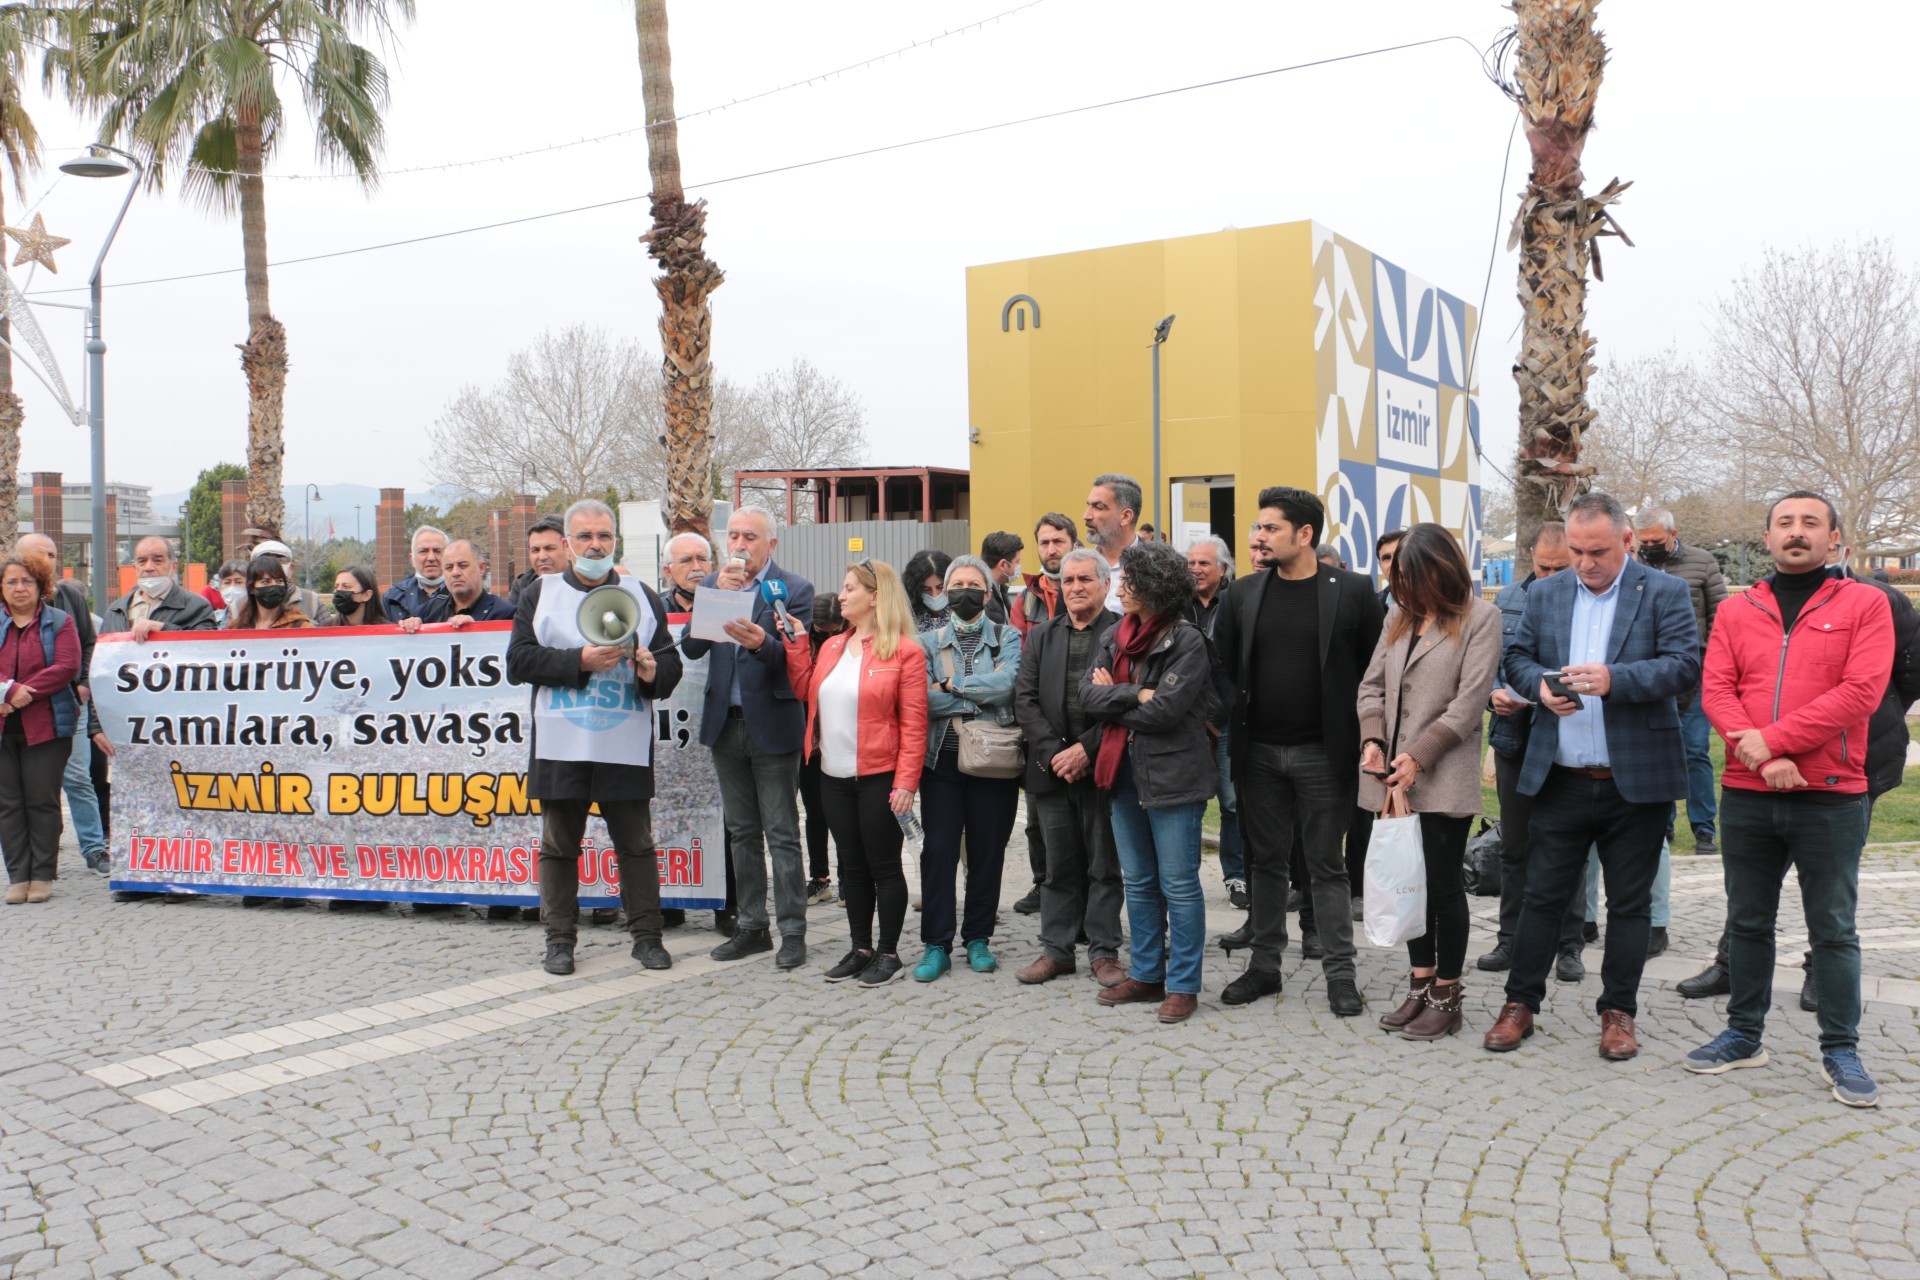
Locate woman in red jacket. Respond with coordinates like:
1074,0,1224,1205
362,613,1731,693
783,559,929,988
0,551,82,904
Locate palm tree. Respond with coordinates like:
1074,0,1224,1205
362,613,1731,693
0,3,45,542
1508,0,1630,571
60,0,412,533
635,0,723,538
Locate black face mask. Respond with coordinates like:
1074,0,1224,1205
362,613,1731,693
948,587,987,621
253,584,290,610
332,589,361,614
1637,543,1672,566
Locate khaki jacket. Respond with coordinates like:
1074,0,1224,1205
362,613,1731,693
1356,597,1502,817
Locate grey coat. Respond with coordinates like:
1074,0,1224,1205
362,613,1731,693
102,583,217,636
1356,598,1502,817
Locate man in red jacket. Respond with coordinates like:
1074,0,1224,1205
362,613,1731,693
1686,491,1892,1108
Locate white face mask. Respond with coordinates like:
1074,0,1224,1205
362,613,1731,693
139,575,173,598
220,585,245,610
574,551,616,582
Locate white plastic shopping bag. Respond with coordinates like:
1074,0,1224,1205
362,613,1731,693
1363,790,1428,948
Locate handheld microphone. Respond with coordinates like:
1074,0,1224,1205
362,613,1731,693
760,578,792,637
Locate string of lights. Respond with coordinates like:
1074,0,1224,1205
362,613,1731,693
26,33,1494,298
168,0,1058,182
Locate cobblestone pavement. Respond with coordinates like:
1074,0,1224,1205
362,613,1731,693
3,820,1918,1280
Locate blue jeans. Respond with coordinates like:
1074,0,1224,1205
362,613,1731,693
1107,754,1207,995
1722,788,1868,1052
1585,838,1670,928
62,719,106,858
1215,732,1243,882
1680,696,1717,838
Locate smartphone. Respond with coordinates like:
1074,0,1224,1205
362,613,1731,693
1542,670,1583,708
1363,767,1392,780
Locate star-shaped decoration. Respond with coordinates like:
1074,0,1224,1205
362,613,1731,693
3,214,70,273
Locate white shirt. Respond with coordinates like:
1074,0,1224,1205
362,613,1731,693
817,640,863,779
1104,559,1126,614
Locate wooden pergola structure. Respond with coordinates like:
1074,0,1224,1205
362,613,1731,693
733,466,970,525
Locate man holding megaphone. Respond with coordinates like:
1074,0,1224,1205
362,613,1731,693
507,499,683,975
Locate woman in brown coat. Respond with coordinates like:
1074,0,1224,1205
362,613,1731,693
1356,523,1502,1040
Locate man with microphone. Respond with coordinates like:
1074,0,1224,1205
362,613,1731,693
682,508,816,969
507,499,683,975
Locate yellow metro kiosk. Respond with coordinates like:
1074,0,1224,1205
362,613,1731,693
965,220,1483,580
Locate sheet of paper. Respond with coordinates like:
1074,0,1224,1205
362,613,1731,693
688,585,755,643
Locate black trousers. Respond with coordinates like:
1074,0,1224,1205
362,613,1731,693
919,750,1018,948
821,772,908,952
799,754,831,882
1025,784,1047,885
1294,806,1372,936
538,799,663,944
1407,814,1473,979
91,734,112,844
1505,769,1669,1018
0,731,71,884
1493,751,1586,950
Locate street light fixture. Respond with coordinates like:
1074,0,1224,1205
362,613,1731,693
1149,314,1175,535
57,143,143,610
303,484,323,588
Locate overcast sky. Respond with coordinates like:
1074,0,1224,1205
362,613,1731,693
7,0,1917,506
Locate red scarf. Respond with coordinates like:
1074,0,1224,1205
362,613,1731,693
1094,612,1172,790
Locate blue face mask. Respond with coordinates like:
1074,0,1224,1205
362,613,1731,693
574,551,616,581
922,592,948,612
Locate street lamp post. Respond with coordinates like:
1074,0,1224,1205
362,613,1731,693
303,484,322,588
1149,315,1175,535
57,144,144,611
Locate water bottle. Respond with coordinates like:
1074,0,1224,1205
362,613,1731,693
895,804,925,845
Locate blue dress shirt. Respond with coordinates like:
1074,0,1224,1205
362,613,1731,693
1553,572,1622,768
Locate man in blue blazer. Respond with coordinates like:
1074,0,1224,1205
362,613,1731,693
682,508,816,969
1484,492,1700,1062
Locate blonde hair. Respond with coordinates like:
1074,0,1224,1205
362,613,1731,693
849,560,916,661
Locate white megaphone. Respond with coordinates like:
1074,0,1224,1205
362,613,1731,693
576,583,643,655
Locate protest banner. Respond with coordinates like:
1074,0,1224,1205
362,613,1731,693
90,619,724,907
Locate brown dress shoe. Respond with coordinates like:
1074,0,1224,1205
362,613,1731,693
1483,1002,1534,1052
1091,957,1126,988
1378,972,1434,1031
1157,993,1198,1024
4,882,26,905
1401,981,1464,1040
1015,955,1074,985
1097,977,1166,1006
25,880,51,903
1598,1009,1638,1060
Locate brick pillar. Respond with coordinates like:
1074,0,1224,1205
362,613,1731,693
376,487,407,591
510,492,536,570
220,479,249,566
30,471,61,543
101,491,119,566
489,509,511,590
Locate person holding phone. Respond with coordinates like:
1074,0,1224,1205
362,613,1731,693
779,561,928,989
1486,492,1700,1062
1356,525,1502,1039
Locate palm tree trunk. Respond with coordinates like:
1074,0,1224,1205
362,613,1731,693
235,104,286,532
0,182,19,542
1508,0,1629,573
636,0,722,538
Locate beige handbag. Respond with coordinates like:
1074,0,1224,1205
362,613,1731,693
938,647,1026,779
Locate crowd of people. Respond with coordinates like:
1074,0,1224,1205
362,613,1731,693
1,472,1906,1110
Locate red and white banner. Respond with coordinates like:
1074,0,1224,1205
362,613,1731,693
91,619,725,907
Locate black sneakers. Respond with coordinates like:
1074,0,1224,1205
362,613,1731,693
858,953,907,987
825,948,873,982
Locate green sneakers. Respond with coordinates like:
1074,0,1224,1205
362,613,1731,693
914,945,951,982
